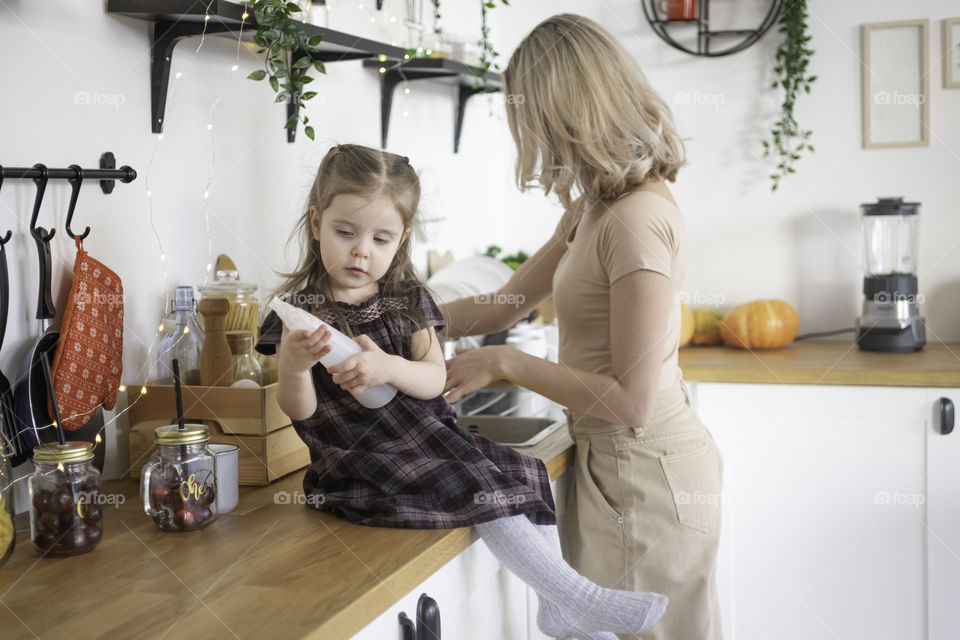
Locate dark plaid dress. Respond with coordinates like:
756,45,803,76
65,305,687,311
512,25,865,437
255,283,556,529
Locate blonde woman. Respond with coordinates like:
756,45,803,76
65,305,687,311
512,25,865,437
442,14,724,640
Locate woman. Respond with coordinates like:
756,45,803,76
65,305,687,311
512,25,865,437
441,14,724,640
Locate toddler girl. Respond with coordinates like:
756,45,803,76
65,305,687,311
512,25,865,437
255,143,667,639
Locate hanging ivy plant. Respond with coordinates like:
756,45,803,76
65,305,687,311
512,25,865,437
247,0,326,140
761,0,817,191
477,0,509,89
432,0,442,38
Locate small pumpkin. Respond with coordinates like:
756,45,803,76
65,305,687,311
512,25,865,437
691,308,724,345
679,303,695,347
719,300,799,349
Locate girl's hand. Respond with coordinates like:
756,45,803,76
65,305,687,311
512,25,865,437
328,335,395,395
278,324,332,375
443,346,510,402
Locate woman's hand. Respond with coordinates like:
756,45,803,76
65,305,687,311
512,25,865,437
278,324,332,374
328,334,396,395
443,346,512,402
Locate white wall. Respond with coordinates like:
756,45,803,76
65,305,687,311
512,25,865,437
0,1,957,487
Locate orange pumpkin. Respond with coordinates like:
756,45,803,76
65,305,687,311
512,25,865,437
719,300,799,349
679,303,695,347
691,308,724,345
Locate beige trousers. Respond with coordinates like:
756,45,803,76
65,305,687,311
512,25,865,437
562,380,724,640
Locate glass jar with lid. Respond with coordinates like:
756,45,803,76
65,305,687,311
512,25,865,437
141,424,218,532
1,440,15,567
200,270,260,338
29,442,103,556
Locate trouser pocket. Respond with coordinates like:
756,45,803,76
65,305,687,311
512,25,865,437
659,437,723,535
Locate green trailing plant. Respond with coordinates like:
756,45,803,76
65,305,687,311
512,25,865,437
432,0,442,38
484,244,528,270
761,0,817,191
477,0,509,89
247,0,326,140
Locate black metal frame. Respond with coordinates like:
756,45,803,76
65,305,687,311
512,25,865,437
363,58,502,153
641,0,783,57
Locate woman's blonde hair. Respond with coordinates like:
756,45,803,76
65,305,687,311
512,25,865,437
276,143,425,335
503,13,686,211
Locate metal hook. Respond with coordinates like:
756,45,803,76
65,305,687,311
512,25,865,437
0,166,11,246
65,164,89,240
29,164,54,243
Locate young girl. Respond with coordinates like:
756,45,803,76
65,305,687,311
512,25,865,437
255,144,667,639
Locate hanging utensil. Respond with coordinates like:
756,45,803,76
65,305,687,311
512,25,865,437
0,169,24,465
13,164,59,456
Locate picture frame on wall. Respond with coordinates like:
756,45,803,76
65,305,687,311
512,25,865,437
945,17,960,89
861,19,930,148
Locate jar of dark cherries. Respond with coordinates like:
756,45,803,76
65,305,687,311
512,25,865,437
29,442,103,556
141,424,218,532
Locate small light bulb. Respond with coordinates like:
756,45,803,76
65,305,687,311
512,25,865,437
203,190,210,199
242,11,249,20
231,64,239,71
146,190,152,198
403,54,410,60
207,123,213,131
158,323,165,332
403,110,409,117
118,384,127,393
378,54,387,62
57,462,65,472
157,134,164,141
204,14,211,22
390,16,396,23
404,87,411,95
379,67,386,74
95,433,102,444
176,72,183,79
425,49,432,56
183,326,191,335
160,253,165,262
207,263,213,271
52,420,58,429
370,17,375,23
358,3,364,9
140,386,147,395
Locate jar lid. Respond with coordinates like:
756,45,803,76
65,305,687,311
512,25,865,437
154,424,210,444
33,441,95,463
226,330,254,355
200,270,257,296
861,197,920,216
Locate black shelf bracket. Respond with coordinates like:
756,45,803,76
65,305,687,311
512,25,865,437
368,59,502,153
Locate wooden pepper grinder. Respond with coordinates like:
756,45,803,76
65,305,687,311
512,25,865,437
197,297,235,386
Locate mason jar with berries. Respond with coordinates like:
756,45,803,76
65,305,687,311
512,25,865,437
141,424,217,532
29,442,103,556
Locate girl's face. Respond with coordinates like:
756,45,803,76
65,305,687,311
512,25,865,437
311,193,409,303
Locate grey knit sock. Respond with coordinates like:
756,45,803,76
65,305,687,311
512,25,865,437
475,515,668,635
534,525,619,640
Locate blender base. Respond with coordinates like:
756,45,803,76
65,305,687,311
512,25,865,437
856,319,926,353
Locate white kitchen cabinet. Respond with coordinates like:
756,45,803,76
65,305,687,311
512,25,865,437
925,387,960,640
687,382,950,640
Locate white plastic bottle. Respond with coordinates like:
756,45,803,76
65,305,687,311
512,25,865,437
267,298,398,408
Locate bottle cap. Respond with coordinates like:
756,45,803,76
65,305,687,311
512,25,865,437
172,286,196,311
226,331,254,355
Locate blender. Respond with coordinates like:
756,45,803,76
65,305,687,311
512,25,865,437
855,197,925,352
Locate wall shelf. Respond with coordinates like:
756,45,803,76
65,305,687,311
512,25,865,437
106,0,407,142
363,58,502,153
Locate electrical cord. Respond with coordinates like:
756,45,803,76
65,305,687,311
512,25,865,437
794,327,857,341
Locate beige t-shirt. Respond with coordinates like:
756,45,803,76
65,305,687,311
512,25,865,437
552,191,687,393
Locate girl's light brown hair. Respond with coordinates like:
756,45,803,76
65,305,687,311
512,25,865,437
503,13,686,211
276,143,425,335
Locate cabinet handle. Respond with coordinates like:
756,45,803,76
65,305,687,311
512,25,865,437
416,593,441,640
939,397,955,435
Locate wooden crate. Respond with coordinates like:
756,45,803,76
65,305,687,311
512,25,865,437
128,382,289,436
129,418,310,486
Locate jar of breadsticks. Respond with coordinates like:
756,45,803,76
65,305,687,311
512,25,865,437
200,270,260,338
0,442,15,568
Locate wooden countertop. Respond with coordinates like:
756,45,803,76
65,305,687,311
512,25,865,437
0,427,574,640
679,339,960,387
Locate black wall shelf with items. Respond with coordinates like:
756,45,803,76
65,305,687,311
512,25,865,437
363,58,502,153
106,0,500,149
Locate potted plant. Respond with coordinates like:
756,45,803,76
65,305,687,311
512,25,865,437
247,0,327,140
761,0,817,191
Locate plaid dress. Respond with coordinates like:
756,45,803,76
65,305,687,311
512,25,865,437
255,283,556,529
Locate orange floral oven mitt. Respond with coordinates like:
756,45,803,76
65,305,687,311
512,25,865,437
51,237,124,430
